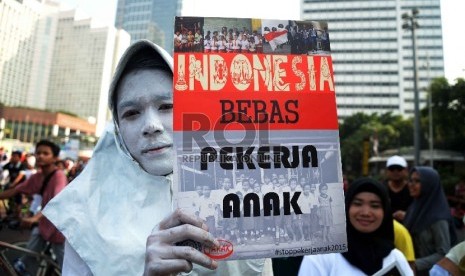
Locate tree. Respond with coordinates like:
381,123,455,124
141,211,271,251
339,77,464,182
339,112,413,178
425,77,465,152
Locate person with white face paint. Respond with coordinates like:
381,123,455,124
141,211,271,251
42,40,271,276
115,65,174,176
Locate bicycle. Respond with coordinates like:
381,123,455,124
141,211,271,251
0,240,61,276
0,216,61,276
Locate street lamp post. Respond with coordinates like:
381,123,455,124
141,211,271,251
402,8,421,166
426,56,433,167
422,55,434,167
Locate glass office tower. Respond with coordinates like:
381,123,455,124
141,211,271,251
301,0,444,118
115,0,181,52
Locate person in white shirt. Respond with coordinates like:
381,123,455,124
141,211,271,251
210,36,218,53
204,34,211,53
299,184,313,241
240,35,250,53
299,178,413,276
174,30,182,52
24,155,41,215
43,40,271,276
218,37,226,53
198,185,216,235
231,34,241,53
308,183,320,241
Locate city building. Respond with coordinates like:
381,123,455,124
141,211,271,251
301,0,444,118
0,0,60,109
115,0,181,52
46,10,130,135
1,0,130,139
0,105,96,145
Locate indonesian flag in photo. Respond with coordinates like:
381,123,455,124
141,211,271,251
263,29,288,51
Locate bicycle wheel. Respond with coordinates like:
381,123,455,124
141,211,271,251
3,240,41,276
2,240,28,264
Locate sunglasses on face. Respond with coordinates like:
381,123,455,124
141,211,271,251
388,165,405,171
409,178,421,185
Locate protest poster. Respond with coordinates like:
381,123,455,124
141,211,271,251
173,16,346,260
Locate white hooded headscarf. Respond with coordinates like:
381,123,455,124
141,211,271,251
43,40,173,275
43,40,268,275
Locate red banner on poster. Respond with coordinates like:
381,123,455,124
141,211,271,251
174,53,337,131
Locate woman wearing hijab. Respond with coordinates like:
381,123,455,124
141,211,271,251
43,40,270,275
403,166,453,275
298,178,413,275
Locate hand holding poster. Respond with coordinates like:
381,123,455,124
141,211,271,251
173,16,346,260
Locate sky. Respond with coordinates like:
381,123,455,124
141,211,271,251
60,0,465,83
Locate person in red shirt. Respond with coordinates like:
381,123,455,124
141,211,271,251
0,140,67,273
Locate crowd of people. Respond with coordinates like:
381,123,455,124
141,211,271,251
175,26,265,54
286,24,330,54
0,145,87,274
379,156,461,275
0,38,463,276
174,22,331,55
0,148,86,219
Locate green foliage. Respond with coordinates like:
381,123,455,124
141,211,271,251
339,77,465,183
339,112,413,178
427,77,465,151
